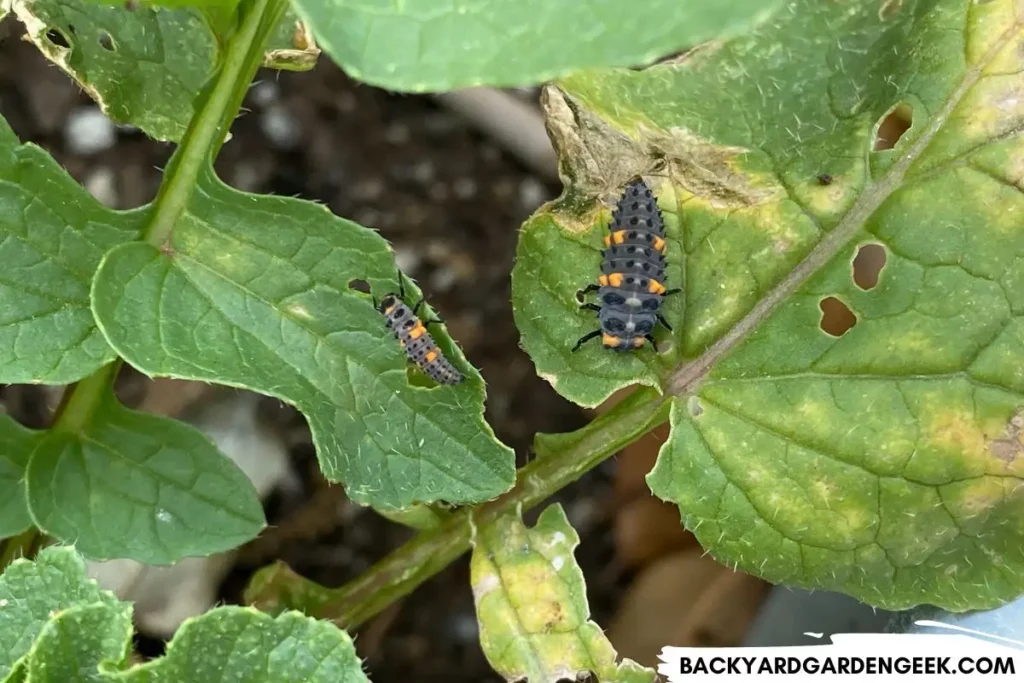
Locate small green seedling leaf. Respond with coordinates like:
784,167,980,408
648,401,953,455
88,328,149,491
0,116,141,384
471,504,655,683
291,0,783,92
91,170,515,511
0,547,368,683
0,547,124,681
517,0,1024,611
24,386,265,563
119,607,369,683
24,602,133,683
0,417,35,539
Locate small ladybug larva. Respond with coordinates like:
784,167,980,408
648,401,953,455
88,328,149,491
375,275,465,385
573,177,679,353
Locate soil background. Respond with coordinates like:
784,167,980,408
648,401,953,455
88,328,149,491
0,29,646,682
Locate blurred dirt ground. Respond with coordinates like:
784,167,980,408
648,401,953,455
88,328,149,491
0,26,768,682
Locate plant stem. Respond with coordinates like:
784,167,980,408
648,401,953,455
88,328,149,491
246,387,669,629
53,361,121,433
142,0,287,248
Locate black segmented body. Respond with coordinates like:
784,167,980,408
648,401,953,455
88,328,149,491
574,177,677,353
379,294,464,385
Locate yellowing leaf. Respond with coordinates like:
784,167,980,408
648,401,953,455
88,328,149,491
471,504,655,683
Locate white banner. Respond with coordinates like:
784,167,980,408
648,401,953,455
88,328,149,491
658,622,1024,682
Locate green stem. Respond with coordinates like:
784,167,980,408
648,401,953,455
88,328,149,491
142,0,287,247
53,0,286,430
53,361,121,433
245,388,670,629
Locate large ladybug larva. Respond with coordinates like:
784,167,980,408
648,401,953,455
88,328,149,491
573,177,679,353
376,276,464,385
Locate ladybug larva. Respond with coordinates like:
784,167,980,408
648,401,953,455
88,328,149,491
375,276,464,385
573,177,679,353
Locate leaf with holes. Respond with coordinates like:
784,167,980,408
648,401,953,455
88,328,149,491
7,0,218,142
91,169,515,511
516,0,1024,610
290,0,783,92
0,546,125,681
0,115,141,385
471,504,655,683
6,0,317,143
25,383,265,563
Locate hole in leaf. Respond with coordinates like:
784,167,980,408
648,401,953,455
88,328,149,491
347,279,370,293
873,103,912,151
99,32,115,51
819,297,857,337
852,243,886,290
44,27,71,48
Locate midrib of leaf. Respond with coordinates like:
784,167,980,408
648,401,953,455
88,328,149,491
668,17,1021,397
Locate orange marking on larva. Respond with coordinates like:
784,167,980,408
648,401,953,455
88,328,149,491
384,305,397,315
602,333,621,347
409,324,426,340
425,350,438,363
400,340,406,347
653,236,666,253
612,230,626,245
608,273,624,287
598,274,609,286
603,235,611,248
648,279,665,294
633,336,646,348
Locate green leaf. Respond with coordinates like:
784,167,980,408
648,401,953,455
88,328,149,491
6,0,218,142
5,0,317,143
0,547,368,683
0,116,140,384
91,170,515,511
471,504,655,683
0,546,123,681
24,602,133,683
291,0,783,92
120,607,369,683
517,0,1024,611
0,417,35,539
25,383,265,563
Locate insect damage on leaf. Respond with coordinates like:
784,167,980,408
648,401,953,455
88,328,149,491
987,407,1024,462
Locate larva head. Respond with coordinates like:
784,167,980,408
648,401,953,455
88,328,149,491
378,294,399,314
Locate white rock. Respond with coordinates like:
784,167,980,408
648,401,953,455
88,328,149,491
65,106,116,156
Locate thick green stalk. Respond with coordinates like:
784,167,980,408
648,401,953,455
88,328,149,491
34,0,288,532
245,387,669,629
143,0,287,247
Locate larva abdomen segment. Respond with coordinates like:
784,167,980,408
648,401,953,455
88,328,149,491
380,296,464,385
